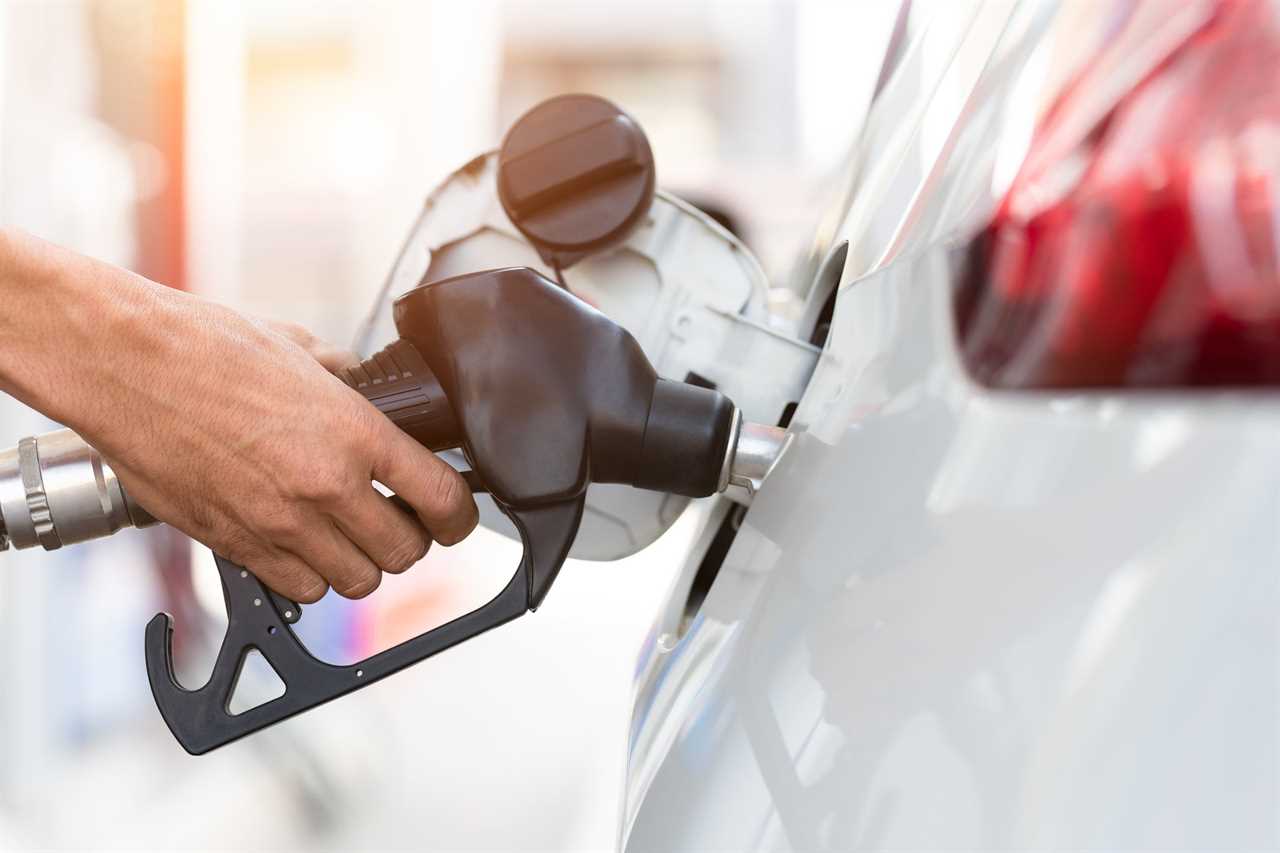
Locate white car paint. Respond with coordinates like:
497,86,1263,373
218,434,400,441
622,1,1277,849
624,242,1278,850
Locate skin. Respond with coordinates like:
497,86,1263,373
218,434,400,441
0,228,478,602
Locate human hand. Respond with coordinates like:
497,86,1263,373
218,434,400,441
262,319,361,374
0,232,478,602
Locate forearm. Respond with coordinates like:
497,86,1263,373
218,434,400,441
0,228,184,436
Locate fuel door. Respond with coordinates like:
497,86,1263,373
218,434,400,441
356,96,819,560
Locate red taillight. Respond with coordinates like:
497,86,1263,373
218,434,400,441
958,0,1280,388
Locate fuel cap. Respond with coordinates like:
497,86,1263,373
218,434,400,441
498,94,655,269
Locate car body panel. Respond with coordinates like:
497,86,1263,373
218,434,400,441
625,242,1278,850
623,1,1279,848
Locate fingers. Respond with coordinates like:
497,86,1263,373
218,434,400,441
265,319,360,373
110,457,335,604
291,520,385,599
236,516,397,602
371,426,478,546
268,496,428,601
309,342,361,374
247,549,330,604
333,487,431,575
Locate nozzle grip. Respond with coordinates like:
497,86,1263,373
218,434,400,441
337,339,461,453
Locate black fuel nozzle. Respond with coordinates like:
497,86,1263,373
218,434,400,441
334,338,461,454
342,266,738,502
145,266,747,755
342,266,742,605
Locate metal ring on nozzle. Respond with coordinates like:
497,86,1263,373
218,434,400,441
0,429,157,551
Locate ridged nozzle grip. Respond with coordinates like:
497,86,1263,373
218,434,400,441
338,339,461,452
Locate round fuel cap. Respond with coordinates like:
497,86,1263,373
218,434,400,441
497,94,655,267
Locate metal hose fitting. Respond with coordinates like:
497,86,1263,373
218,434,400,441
0,428,156,551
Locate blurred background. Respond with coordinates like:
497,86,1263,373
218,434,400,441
0,0,893,848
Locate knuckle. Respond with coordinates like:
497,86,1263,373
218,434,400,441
335,571,381,600
276,562,326,602
216,530,255,565
287,323,313,345
304,470,353,506
431,466,464,511
238,552,327,604
435,528,463,547
185,501,216,538
381,531,428,574
431,477,477,547
256,505,302,541
272,320,310,343
296,578,330,604
351,405,383,439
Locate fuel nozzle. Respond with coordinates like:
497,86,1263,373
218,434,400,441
346,266,754,507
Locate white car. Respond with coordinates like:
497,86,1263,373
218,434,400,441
620,0,1278,849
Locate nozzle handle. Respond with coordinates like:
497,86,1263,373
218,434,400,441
337,339,461,453
145,495,581,754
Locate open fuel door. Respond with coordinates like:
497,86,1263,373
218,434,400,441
356,95,819,560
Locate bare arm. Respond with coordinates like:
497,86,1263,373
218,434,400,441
0,228,477,601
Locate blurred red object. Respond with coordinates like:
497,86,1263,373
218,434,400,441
959,0,1280,388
